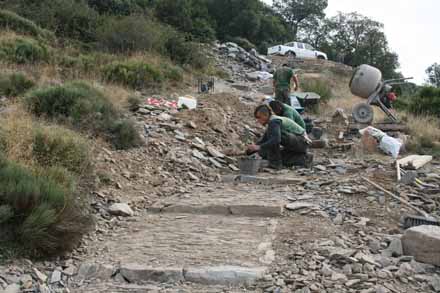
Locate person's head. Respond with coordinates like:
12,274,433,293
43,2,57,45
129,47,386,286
269,100,284,116
254,104,272,126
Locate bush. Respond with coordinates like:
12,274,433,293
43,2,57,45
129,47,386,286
58,54,96,71
162,63,184,82
301,79,333,103
97,16,165,53
0,36,49,64
0,157,92,255
103,61,163,89
190,18,216,42
33,126,91,175
87,0,150,15
25,81,142,150
127,95,142,112
164,32,208,69
25,81,117,128
408,86,440,116
0,72,34,97
0,10,54,40
108,119,143,150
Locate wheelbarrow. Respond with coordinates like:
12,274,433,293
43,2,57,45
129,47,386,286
349,64,413,124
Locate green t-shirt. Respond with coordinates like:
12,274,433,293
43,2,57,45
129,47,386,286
274,67,293,90
282,103,305,129
270,115,305,136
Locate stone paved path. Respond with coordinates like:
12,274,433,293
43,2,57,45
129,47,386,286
72,179,291,292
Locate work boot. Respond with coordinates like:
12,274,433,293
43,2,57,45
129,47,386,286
260,160,269,169
268,160,283,170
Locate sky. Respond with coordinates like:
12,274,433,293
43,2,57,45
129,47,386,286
263,0,440,84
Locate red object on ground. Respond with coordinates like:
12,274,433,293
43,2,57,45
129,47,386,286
387,92,397,101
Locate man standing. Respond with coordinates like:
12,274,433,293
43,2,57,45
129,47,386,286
273,64,299,104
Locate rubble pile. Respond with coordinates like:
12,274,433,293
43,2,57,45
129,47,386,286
91,93,259,206
263,230,440,293
211,42,272,83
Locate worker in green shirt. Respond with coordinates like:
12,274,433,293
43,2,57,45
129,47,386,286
246,105,313,169
273,64,299,104
269,100,305,129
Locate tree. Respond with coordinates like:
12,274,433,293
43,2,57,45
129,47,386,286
426,63,440,87
273,0,328,40
325,12,400,79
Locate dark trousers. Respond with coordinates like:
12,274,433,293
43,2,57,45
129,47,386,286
275,88,290,104
259,134,308,167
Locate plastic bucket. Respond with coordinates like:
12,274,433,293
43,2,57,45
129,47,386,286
238,157,261,175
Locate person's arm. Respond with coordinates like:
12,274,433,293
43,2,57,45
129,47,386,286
292,74,299,91
258,119,282,149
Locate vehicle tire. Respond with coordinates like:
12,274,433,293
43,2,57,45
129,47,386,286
317,55,325,60
352,103,374,124
286,51,296,58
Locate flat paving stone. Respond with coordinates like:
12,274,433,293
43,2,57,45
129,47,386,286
150,185,287,217
87,213,277,268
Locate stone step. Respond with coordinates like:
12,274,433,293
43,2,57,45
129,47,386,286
78,213,277,287
149,184,288,217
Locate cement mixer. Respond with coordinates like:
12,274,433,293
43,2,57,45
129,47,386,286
349,64,413,124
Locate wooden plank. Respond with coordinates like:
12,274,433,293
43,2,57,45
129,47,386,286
349,123,409,133
398,155,433,170
362,177,429,218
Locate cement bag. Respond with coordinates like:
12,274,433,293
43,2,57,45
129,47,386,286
379,135,402,159
359,126,386,141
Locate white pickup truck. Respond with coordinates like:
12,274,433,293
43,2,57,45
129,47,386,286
268,41,328,60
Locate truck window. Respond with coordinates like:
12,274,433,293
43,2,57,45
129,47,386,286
305,44,314,50
286,42,294,47
297,43,304,49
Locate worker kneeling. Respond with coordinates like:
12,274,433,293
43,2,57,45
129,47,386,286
247,105,313,169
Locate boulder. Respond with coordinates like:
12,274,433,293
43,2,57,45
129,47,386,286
402,225,440,266
108,203,134,217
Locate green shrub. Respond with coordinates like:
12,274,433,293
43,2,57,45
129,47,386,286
103,61,163,89
257,41,269,55
5,0,98,43
108,120,143,150
87,0,150,15
0,157,92,256
127,95,142,112
97,16,165,53
164,32,208,69
0,72,34,97
0,36,49,64
162,63,184,82
408,86,440,116
25,81,142,150
25,81,117,127
0,9,54,40
301,79,333,103
190,18,216,42
0,204,13,224
33,126,90,175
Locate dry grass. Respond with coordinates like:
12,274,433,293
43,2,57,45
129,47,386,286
0,105,35,166
400,112,440,151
